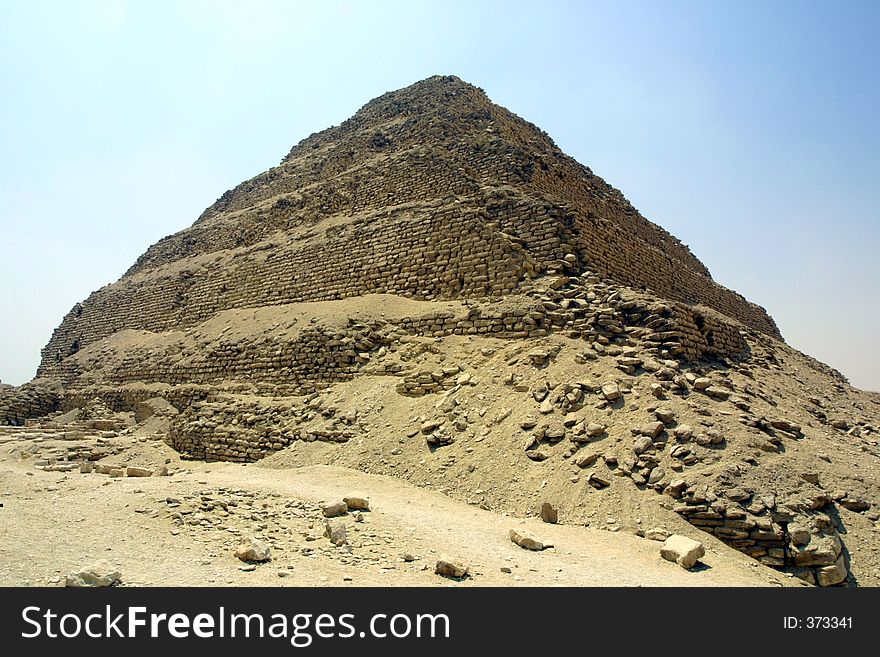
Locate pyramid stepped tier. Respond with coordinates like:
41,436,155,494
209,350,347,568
38,75,776,378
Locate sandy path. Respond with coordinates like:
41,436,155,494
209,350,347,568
0,457,797,587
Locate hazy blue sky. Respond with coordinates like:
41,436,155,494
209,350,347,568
1,0,877,390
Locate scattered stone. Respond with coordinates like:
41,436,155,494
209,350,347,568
527,350,551,366
633,436,654,455
540,502,558,524
705,429,725,445
125,466,152,477
665,479,688,497
436,395,457,413
648,467,666,485
694,430,723,446
601,382,621,401
705,386,731,401
435,558,468,578
426,430,455,447
420,419,444,434
588,473,611,489
65,560,121,587
638,421,665,438
324,519,348,546
343,493,370,511
321,501,348,518
575,452,599,468
234,537,271,563
542,422,566,442
531,385,549,402
672,424,695,441
644,527,671,541
693,378,711,390
510,529,550,550
840,497,870,512
770,418,802,435
654,407,676,424
586,422,606,437
660,535,705,569
79,461,93,474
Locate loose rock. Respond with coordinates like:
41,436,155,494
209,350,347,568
633,436,654,455
586,422,606,437
601,382,621,401
324,519,348,546
575,452,599,468
322,501,348,518
234,536,272,563
64,560,121,587
660,535,705,569
435,558,468,578
510,528,550,550
540,502,558,524
638,421,665,438
343,493,370,511
693,377,711,390
644,527,671,541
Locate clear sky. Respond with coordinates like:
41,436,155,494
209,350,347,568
1,0,877,390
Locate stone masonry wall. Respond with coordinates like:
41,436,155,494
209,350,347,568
38,76,779,380
0,384,60,426
38,201,534,378
45,274,752,409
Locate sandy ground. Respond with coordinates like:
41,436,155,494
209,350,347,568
0,442,799,587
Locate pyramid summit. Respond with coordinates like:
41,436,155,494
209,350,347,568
2,76,878,588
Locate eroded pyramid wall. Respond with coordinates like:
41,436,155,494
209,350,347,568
38,76,778,380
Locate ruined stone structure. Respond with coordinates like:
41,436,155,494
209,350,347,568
37,75,776,382
9,76,876,587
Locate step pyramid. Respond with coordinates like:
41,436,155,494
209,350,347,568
3,75,876,588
